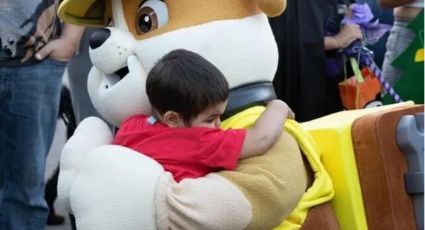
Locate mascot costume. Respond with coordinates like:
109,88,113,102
56,0,424,229
58,0,424,230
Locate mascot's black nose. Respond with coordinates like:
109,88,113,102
89,29,111,49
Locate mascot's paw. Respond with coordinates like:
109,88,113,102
57,116,113,212
155,174,252,230
69,146,165,229
72,116,113,140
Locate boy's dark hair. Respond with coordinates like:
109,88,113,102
146,49,229,124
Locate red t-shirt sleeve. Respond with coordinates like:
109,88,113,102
197,128,246,171
113,115,148,145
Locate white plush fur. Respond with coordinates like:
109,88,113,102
58,117,165,229
71,146,163,229
58,117,113,212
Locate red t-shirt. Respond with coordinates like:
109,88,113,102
113,115,246,182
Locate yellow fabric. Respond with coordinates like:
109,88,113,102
220,106,334,230
300,102,414,230
58,0,106,27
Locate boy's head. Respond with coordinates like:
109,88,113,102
146,49,229,128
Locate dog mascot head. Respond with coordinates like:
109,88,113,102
61,0,285,126
57,0,334,229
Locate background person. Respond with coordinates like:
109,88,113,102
0,0,83,229
270,0,362,121
379,0,423,87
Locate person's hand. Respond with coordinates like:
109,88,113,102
334,24,363,49
35,36,79,62
267,99,295,119
35,24,84,62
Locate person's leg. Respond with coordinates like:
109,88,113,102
44,29,105,229
381,20,415,88
45,165,64,225
0,59,65,229
45,85,76,225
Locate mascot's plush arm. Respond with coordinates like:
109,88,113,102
218,107,334,229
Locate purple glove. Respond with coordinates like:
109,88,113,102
342,3,391,45
341,3,374,27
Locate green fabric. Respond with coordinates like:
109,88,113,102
384,62,424,104
392,29,424,70
385,10,424,104
408,10,424,32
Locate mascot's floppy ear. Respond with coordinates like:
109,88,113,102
256,0,286,17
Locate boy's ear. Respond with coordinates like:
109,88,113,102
162,111,184,128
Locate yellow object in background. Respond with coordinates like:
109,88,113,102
415,48,424,62
301,102,414,230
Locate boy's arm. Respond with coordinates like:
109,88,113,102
239,100,294,159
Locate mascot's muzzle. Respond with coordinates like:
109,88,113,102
88,28,136,79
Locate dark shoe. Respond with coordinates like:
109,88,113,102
47,214,65,225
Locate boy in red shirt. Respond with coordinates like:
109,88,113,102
113,49,294,182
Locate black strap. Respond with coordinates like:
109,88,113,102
222,81,277,120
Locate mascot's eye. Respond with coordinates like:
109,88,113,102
136,0,168,35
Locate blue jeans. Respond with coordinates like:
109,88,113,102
0,59,65,230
